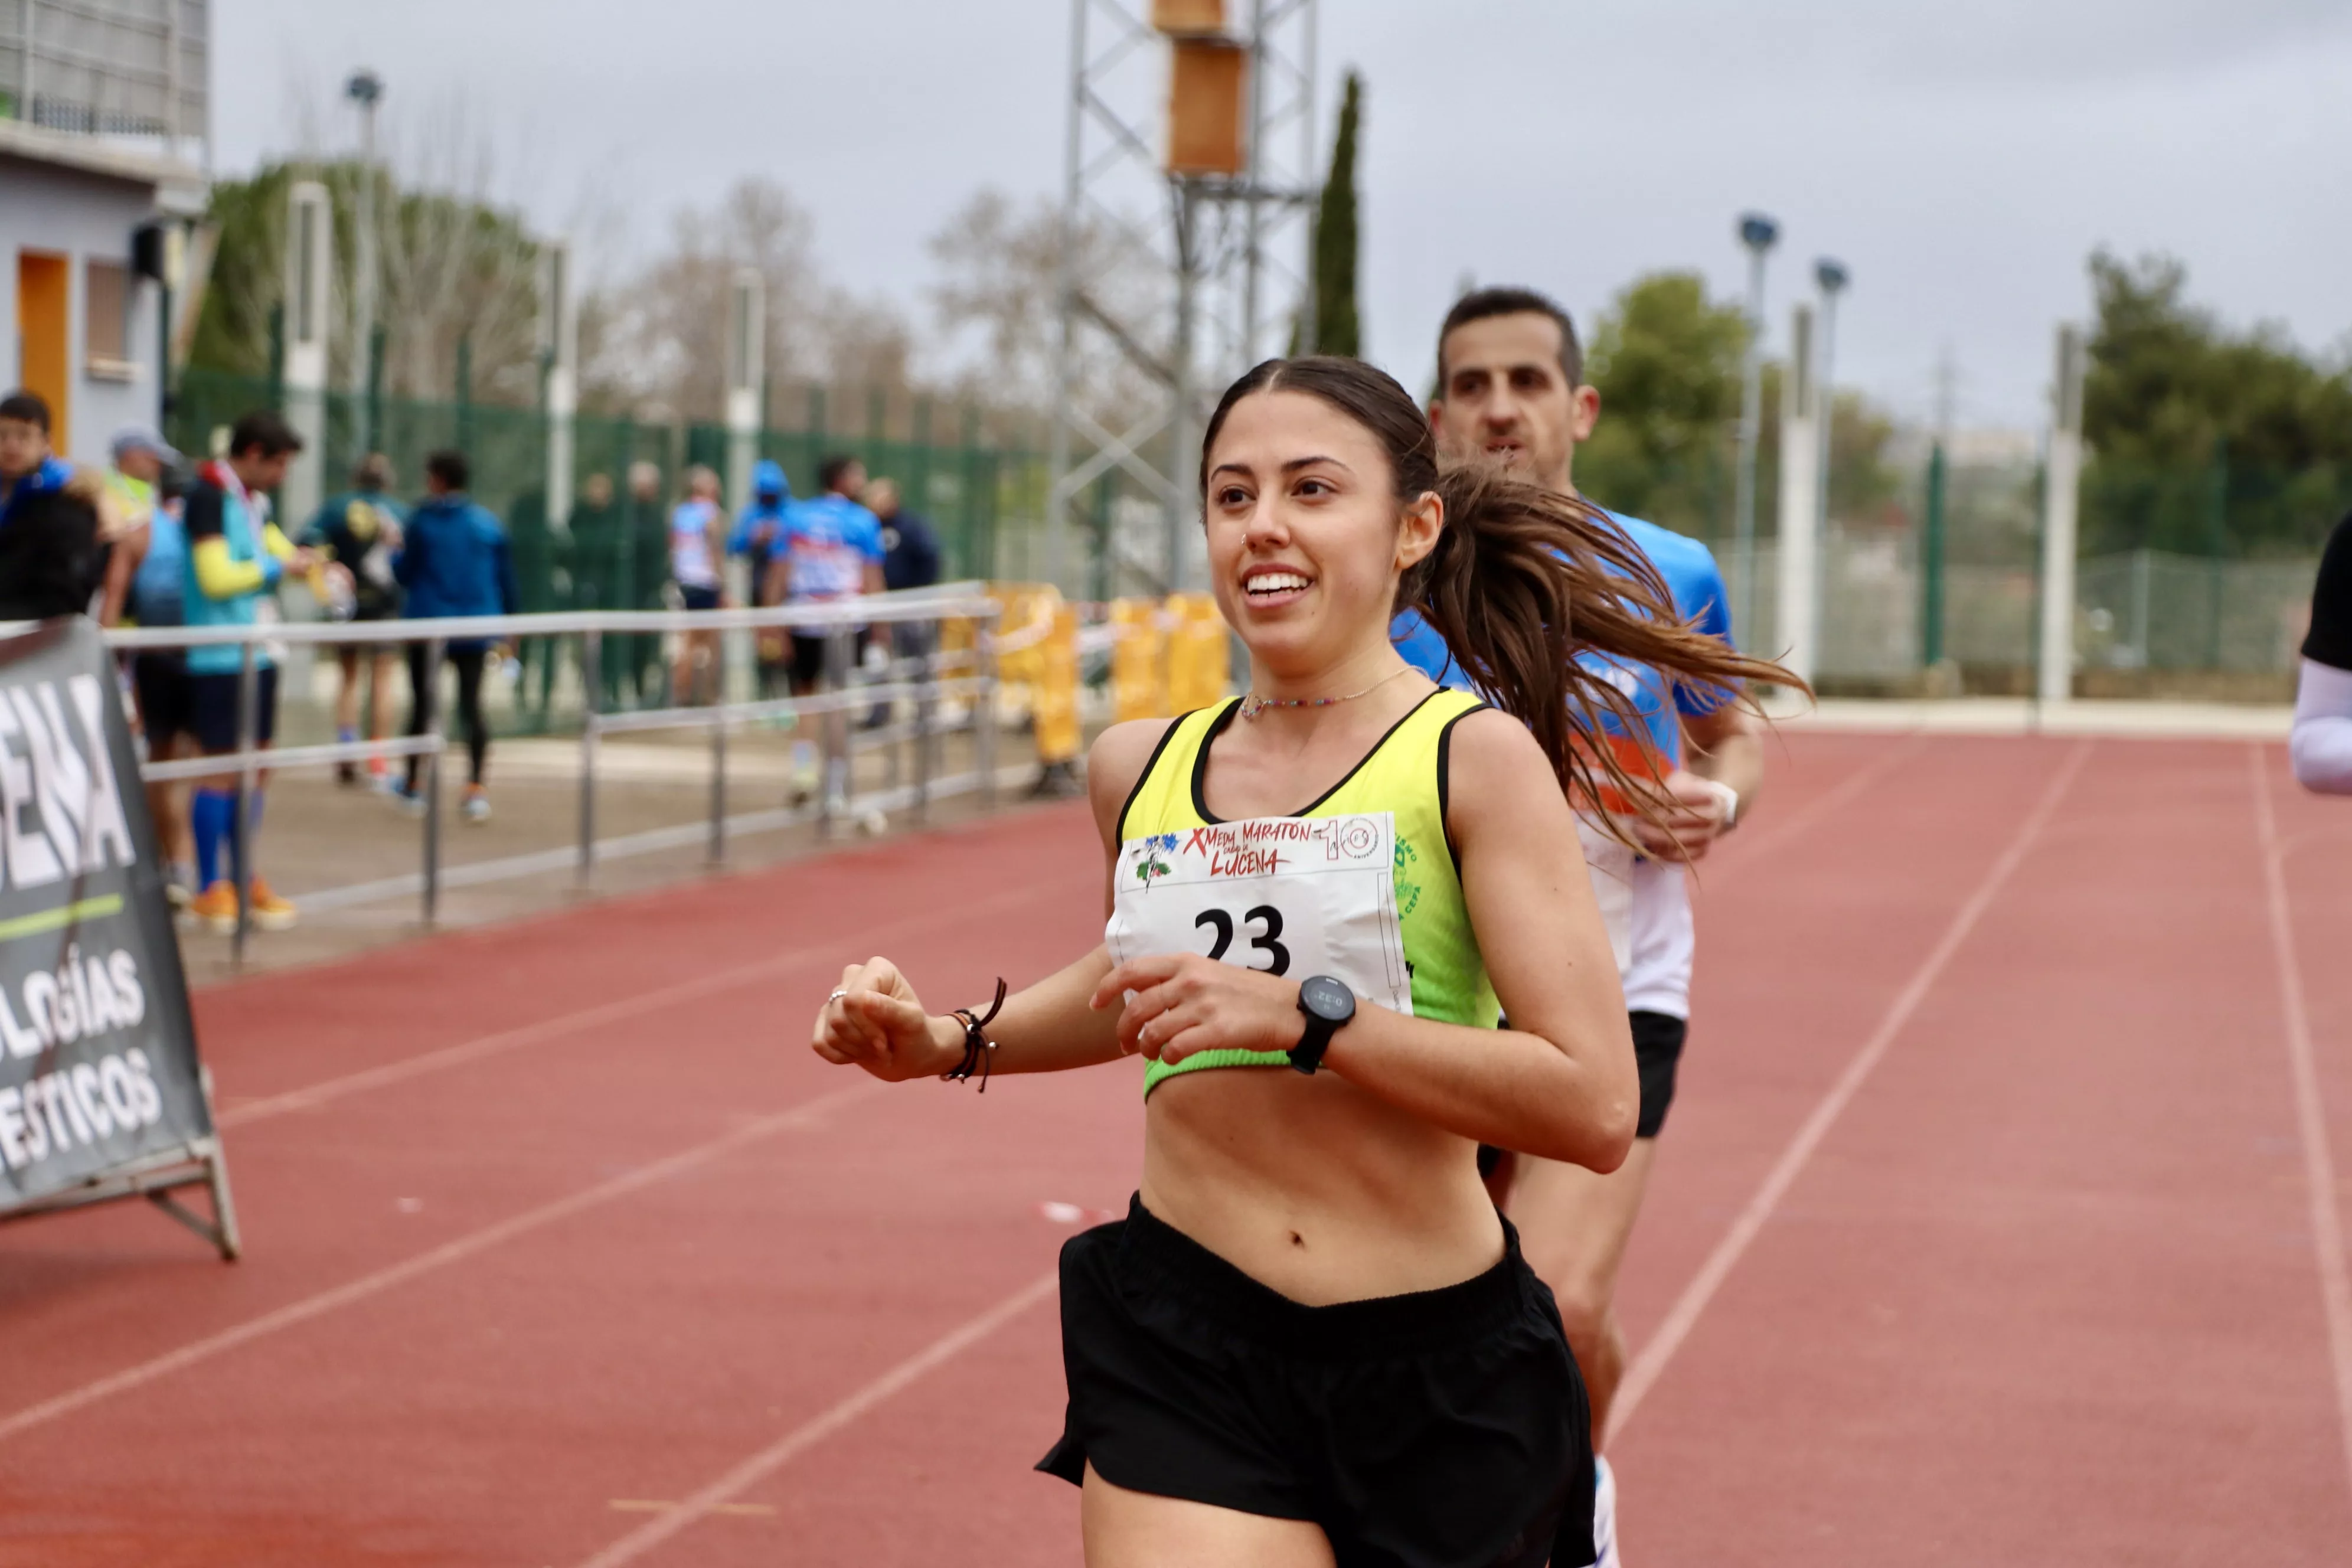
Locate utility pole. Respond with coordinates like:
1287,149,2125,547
345,69,384,458
1731,213,1779,645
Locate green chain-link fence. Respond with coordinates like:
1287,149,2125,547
169,368,2348,697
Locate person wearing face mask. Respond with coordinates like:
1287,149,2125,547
1392,288,1766,1567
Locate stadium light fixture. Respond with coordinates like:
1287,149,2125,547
345,70,384,454
1732,211,1781,641
1813,258,1850,544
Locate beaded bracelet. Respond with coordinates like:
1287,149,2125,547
944,978,1009,1092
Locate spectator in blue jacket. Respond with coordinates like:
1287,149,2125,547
390,450,519,824
731,459,795,697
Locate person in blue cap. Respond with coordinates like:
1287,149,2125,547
731,458,795,699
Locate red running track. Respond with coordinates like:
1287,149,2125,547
1,731,2347,1566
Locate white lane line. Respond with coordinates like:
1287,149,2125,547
2249,744,2352,1502
573,1269,1062,1568
0,1083,879,1445
1701,730,1930,890
217,880,1059,1129
1609,738,2094,1442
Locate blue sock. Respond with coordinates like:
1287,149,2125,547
191,790,233,888
338,725,357,744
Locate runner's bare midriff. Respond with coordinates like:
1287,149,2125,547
1141,1066,1505,1305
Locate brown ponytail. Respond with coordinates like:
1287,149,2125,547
1407,462,1798,828
1201,355,1807,832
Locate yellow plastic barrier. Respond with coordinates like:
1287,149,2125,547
1033,600,1083,767
1164,593,1232,714
1110,597,1168,723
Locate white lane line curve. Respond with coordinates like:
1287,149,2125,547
573,1270,1062,1568
1609,738,2093,1441
0,1082,880,1445
2250,744,2352,1504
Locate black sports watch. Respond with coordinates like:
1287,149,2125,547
1290,975,1357,1074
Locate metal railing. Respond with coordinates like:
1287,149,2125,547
94,587,1005,963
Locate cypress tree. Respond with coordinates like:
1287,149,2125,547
1304,70,1362,358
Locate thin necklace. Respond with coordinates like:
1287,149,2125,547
1237,665,1412,721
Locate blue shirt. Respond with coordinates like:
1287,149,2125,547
395,494,520,646
0,456,73,528
782,494,885,603
131,502,188,626
1392,509,1733,768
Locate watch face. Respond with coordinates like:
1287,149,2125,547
1300,975,1354,1023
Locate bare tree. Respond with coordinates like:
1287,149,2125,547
587,177,831,421
926,188,1164,423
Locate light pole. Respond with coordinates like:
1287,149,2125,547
1811,258,1848,675
345,68,383,457
1812,258,1848,539
1731,212,1779,643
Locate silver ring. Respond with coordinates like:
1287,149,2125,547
827,988,849,1006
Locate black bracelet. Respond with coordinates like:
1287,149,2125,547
943,978,1008,1092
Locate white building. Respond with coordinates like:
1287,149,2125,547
2,1,208,463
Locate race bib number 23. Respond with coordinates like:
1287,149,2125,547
1105,812,1413,1017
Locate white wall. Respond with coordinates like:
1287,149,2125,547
0,153,167,466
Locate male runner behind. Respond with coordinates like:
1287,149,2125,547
97,427,200,902
2293,508,2352,793
765,454,884,808
730,459,795,700
1394,288,1765,1566
181,411,317,933
300,455,406,786
667,465,729,705
0,390,106,620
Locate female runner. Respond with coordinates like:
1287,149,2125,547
811,357,1792,1567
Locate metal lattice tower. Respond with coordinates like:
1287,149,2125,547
1045,0,1319,597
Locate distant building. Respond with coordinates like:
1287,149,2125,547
2,1,209,462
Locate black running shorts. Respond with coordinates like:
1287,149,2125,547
188,665,277,753
1039,1195,1596,1568
789,632,830,689
1629,1009,1689,1139
130,651,194,746
1475,1008,1691,1182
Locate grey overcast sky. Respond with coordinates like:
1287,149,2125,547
215,0,2352,429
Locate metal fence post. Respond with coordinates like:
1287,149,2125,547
977,607,999,809
231,639,258,965
708,626,728,866
578,629,600,888
913,614,935,825
420,636,447,924
820,623,850,831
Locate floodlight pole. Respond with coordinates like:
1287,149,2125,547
345,69,383,457
1811,257,1848,677
1812,259,1848,542
1046,0,1318,600
1731,213,1779,644
2037,325,2087,707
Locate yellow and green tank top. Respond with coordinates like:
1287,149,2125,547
1116,688,1498,1095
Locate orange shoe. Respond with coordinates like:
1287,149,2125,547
188,880,240,934
247,876,299,932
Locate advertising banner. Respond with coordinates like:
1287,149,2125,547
0,618,237,1257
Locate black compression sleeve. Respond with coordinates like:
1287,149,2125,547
183,484,226,544
2305,513,2352,672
